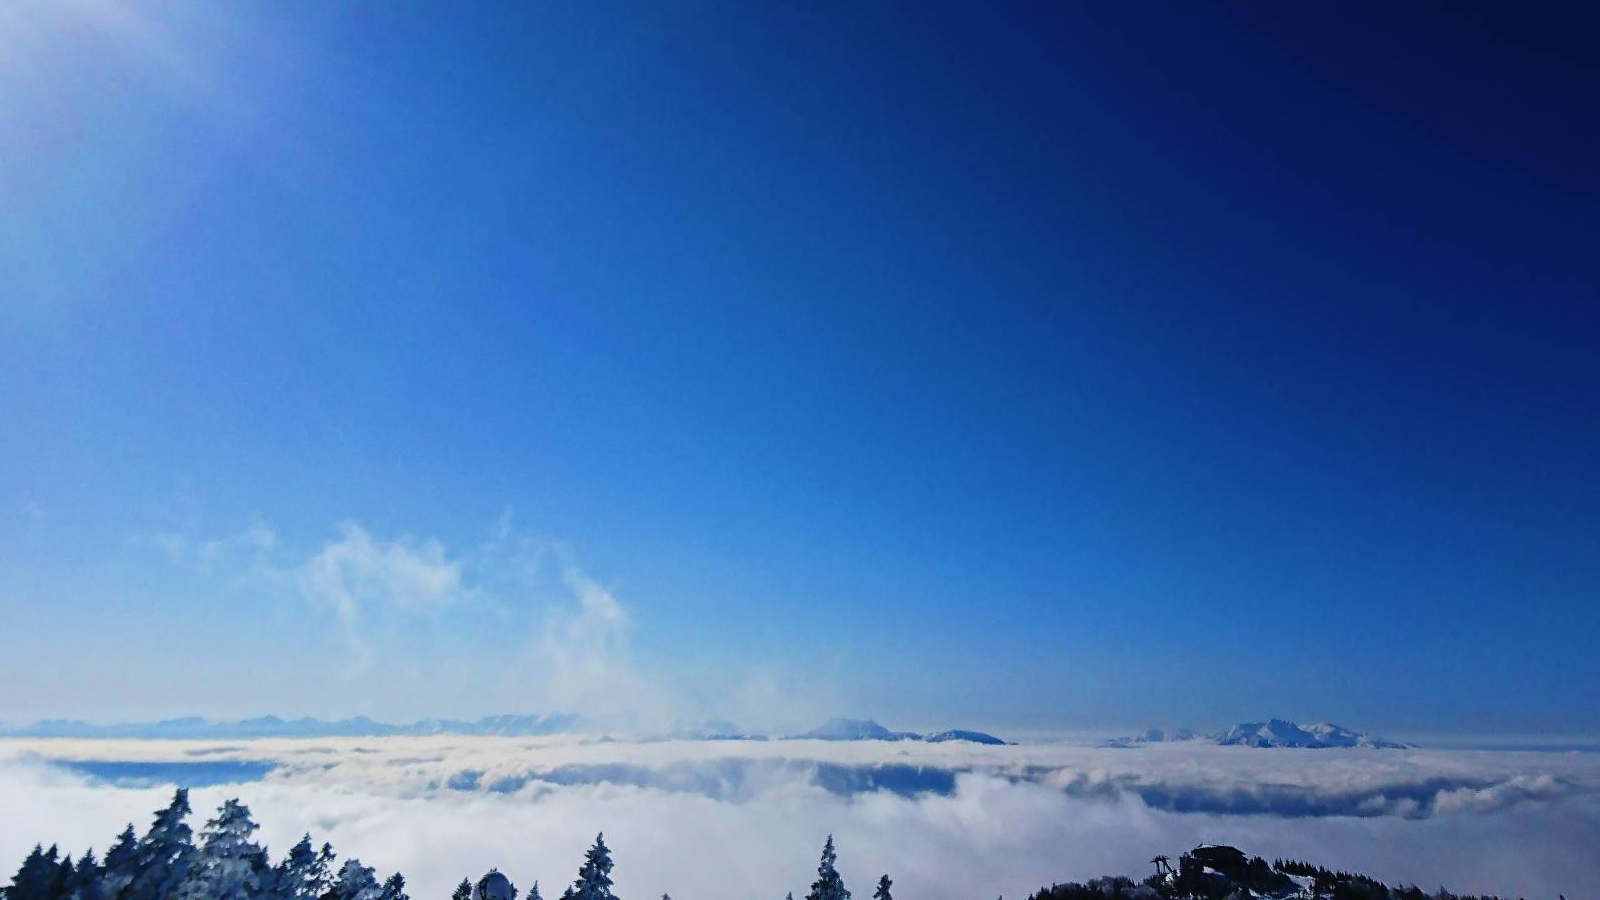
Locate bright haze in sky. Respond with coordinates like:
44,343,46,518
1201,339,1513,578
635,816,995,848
1,2,1598,739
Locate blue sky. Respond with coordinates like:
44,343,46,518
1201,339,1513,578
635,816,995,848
2,2,1597,736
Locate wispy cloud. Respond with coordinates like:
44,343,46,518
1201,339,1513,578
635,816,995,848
135,514,681,717
124,511,853,729
300,523,467,625
524,566,678,727
138,516,278,577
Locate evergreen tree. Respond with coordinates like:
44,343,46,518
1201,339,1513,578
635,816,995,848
871,877,890,900
49,851,75,900
181,800,267,900
570,835,615,900
6,845,53,900
102,828,137,900
330,860,381,900
71,851,105,900
272,837,333,900
451,881,471,900
525,883,540,900
316,847,337,900
558,887,574,900
125,790,195,900
380,874,407,900
804,837,848,900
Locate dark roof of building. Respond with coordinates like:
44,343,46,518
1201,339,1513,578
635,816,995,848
1189,844,1249,868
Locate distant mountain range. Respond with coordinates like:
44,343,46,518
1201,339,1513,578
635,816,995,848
791,718,1008,744
1109,718,1412,749
0,713,587,740
0,714,1009,745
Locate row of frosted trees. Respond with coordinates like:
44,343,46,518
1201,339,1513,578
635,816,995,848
1,791,895,900
448,834,890,900
2,791,403,900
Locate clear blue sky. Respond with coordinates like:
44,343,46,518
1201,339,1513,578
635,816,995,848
2,2,1596,737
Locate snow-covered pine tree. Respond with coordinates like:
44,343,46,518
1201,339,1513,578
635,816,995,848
558,889,574,900
180,800,268,900
316,848,337,895
50,850,75,900
6,845,54,900
871,876,890,900
102,828,138,900
452,880,472,900
70,850,105,900
380,873,408,900
272,836,333,900
526,882,541,900
571,835,616,900
330,861,382,900
804,837,849,900
124,790,195,900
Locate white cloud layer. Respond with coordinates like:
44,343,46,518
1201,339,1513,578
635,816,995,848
2,738,1596,900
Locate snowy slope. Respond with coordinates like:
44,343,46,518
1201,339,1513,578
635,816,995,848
922,730,1008,745
1214,719,1411,749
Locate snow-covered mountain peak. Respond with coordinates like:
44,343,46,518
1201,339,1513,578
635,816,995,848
1112,718,1411,749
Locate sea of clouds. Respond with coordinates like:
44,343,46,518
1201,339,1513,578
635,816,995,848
2,737,1597,900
